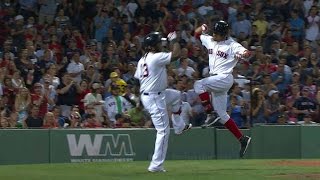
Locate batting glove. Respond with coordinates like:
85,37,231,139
167,31,177,42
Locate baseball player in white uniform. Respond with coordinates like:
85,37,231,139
194,20,251,158
134,32,191,172
164,88,192,134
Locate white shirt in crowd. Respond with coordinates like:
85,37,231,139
67,60,84,84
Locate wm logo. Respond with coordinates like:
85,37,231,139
67,134,134,157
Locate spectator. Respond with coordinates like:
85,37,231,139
76,80,90,115
227,93,245,128
174,57,196,79
252,13,268,40
251,88,266,125
94,7,112,45
271,63,292,96
56,73,78,117
288,9,305,42
38,0,58,25
259,74,277,96
103,85,132,126
264,90,286,124
0,106,16,128
305,5,320,42
292,86,318,122
52,105,68,128
83,113,102,128
285,84,301,123
232,13,252,39
55,9,70,29
66,51,84,84
67,105,82,128
14,87,31,127
115,113,131,128
42,111,59,129
24,105,43,128
127,101,150,127
83,82,104,122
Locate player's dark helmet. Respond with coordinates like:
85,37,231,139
213,20,229,36
143,32,162,48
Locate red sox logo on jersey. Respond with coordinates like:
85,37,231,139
208,49,228,59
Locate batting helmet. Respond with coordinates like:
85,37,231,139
143,32,162,48
213,20,229,36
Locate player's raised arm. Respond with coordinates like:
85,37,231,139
194,24,208,39
167,31,181,61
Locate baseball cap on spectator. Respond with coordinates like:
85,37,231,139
89,41,96,46
14,15,24,21
44,78,51,83
268,90,279,97
302,86,310,91
110,72,118,78
26,24,33,29
92,83,101,89
300,57,307,61
128,61,136,66
293,72,300,76
34,83,42,89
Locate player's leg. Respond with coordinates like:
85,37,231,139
141,93,170,171
165,89,192,134
212,91,251,158
194,79,214,114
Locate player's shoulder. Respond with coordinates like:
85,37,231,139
200,34,212,41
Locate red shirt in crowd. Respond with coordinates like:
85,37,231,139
31,94,48,118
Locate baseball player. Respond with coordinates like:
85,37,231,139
194,20,251,158
134,32,191,173
165,88,192,134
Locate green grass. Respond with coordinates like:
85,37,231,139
0,160,320,180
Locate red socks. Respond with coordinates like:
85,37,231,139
224,118,243,140
199,92,213,113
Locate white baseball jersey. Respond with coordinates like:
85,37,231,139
103,95,132,122
134,52,172,93
200,35,247,75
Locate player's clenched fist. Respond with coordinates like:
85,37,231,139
201,24,208,32
167,31,177,42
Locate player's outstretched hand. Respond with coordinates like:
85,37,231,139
167,31,177,42
235,50,251,60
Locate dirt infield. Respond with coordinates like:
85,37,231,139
269,160,320,179
270,160,320,167
271,173,320,179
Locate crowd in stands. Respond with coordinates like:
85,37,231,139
0,0,320,129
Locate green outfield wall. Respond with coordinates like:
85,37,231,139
0,126,319,165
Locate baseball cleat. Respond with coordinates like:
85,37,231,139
239,135,251,158
176,123,192,135
148,168,167,173
201,114,221,128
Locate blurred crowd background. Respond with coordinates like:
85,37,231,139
0,0,320,129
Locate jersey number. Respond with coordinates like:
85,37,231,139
141,63,149,77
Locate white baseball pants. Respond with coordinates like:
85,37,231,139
141,91,170,171
165,89,186,134
194,73,234,123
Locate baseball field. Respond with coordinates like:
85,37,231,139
0,159,319,180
